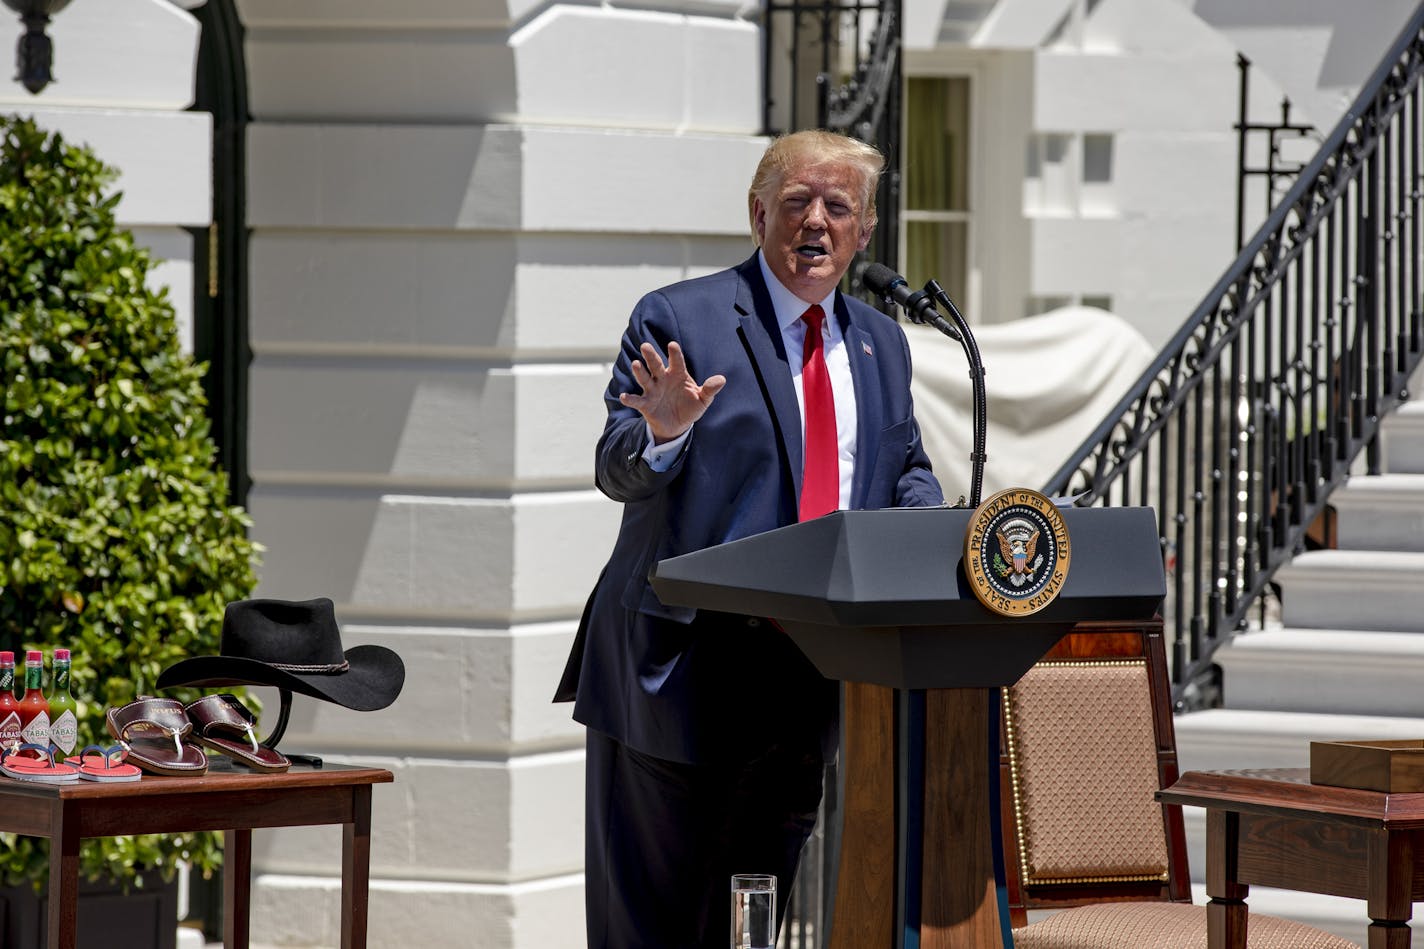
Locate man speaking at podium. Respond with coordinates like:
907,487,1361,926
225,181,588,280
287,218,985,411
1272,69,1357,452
557,130,944,948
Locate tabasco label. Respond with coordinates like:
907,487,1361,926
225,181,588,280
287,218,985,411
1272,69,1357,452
50,709,77,755
0,710,19,744
20,709,50,747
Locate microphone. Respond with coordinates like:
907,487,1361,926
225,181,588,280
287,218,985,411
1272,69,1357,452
863,263,987,507
861,264,961,340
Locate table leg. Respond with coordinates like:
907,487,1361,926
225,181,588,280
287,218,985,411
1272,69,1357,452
1204,809,1248,949
342,785,373,949
1366,828,1413,949
1368,925,1413,949
47,801,79,949
224,828,253,949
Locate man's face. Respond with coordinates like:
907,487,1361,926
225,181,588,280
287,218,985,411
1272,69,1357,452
753,160,873,304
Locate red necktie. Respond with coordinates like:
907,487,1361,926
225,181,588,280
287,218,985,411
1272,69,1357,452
799,304,838,520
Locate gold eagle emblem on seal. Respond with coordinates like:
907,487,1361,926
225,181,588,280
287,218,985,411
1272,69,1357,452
963,488,1071,617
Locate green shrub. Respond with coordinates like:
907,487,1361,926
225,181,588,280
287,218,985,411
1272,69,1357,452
0,114,260,886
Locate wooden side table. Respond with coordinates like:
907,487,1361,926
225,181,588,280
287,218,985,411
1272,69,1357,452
1159,768,1424,949
0,763,393,949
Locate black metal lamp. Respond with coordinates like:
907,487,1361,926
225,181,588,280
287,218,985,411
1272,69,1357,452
3,0,71,94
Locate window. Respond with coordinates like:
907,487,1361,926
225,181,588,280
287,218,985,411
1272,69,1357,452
903,76,972,300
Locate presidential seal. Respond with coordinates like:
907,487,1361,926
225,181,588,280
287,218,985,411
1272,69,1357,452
963,488,1071,617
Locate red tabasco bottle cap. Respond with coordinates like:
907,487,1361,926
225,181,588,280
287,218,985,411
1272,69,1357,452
54,649,70,661
0,652,11,665
25,651,41,663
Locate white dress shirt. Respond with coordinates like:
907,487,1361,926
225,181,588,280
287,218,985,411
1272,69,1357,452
643,252,858,512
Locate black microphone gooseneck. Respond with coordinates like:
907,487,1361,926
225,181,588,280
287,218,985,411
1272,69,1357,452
861,264,986,507
926,279,987,508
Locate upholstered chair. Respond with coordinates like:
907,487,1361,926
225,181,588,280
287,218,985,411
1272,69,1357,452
1000,624,1356,949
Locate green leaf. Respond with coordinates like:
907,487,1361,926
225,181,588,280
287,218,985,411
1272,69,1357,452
0,113,260,888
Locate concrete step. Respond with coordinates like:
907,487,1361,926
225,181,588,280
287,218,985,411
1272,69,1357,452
1274,548,1424,632
1173,707,1424,773
1381,399,1424,473
1331,473,1424,550
1151,376,1424,947
1214,628,1424,716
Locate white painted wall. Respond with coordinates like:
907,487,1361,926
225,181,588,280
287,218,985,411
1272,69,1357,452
234,0,765,944
1190,0,1422,127
907,0,1418,346
0,0,207,351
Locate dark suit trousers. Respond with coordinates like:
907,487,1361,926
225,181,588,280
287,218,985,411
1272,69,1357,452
584,727,825,949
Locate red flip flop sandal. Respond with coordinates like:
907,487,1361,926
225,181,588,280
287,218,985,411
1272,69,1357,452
105,697,208,776
1,743,80,784
75,743,142,783
184,693,290,773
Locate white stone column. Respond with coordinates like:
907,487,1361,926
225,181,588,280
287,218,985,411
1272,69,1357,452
235,0,766,943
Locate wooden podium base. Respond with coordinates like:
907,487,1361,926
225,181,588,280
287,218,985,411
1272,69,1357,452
831,683,1009,949
644,506,1167,948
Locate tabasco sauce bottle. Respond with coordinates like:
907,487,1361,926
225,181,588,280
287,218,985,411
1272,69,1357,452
17,650,50,751
48,649,78,759
0,652,20,746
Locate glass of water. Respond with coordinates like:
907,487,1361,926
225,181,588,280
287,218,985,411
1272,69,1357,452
731,873,776,949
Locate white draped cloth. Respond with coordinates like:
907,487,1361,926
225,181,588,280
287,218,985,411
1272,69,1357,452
905,306,1156,502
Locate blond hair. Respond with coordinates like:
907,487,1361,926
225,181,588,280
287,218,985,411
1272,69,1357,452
747,130,883,245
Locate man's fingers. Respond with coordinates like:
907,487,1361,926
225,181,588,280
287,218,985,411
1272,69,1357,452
700,374,728,404
665,341,687,376
639,342,668,375
621,340,724,417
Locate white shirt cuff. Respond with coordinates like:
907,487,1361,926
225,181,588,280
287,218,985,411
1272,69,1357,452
642,424,691,471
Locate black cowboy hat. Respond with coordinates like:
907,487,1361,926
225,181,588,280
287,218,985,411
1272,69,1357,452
156,597,404,712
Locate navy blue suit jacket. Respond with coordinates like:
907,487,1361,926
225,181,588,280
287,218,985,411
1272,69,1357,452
558,254,944,765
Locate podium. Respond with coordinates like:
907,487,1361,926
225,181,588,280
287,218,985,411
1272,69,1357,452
650,505,1165,949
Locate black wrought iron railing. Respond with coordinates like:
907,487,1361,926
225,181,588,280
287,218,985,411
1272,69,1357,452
1043,6,1424,709
1234,53,1316,253
762,0,902,274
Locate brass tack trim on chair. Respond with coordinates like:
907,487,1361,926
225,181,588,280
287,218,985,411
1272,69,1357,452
1017,872,1170,886
1003,658,1168,888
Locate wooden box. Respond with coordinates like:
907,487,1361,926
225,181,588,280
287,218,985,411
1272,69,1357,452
1310,738,1424,792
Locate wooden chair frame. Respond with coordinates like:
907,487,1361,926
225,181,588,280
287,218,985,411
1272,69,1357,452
997,619,1193,928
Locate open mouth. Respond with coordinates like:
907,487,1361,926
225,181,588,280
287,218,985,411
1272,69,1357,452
796,242,827,260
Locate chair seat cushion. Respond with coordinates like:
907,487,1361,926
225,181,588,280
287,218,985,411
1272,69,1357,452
1012,902,1358,949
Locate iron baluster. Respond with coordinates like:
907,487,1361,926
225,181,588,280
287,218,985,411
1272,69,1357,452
1364,119,1382,476
1236,54,1317,251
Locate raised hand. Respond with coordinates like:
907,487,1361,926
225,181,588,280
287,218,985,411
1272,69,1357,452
619,341,726,444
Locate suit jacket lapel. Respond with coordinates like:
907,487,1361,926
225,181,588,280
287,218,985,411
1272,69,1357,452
839,294,884,509
734,256,803,501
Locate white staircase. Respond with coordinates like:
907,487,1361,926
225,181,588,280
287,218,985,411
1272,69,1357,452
1174,382,1424,945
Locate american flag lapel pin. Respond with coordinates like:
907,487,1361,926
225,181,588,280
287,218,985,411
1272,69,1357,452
862,340,873,357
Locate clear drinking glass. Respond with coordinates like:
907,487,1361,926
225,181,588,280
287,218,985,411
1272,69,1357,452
730,873,776,949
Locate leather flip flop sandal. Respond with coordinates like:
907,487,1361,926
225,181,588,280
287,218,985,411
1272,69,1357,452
1,742,80,783
75,743,142,783
185,693,290,773
105,697,209,776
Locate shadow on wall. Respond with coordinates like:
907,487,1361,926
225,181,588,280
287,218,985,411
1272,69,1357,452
1190,0,1421,120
